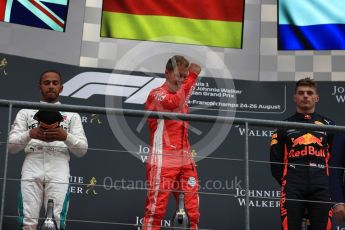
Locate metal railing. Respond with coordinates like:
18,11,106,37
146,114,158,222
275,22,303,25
0,99,344,230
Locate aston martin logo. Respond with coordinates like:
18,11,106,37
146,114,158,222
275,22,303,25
0,58,8,76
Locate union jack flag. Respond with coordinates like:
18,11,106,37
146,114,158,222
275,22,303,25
0,0,69,32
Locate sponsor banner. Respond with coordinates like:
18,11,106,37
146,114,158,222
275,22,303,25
59,71,285,114
332,85,345,104
233,125,275,137
189,78,285,113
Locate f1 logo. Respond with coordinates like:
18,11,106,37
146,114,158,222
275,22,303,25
60,72,165,104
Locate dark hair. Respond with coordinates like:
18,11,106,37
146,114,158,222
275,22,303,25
165,55,189,72
295,77,317,92
39,70,62,84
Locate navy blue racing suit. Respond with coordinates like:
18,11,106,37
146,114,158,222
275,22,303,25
270,113,334,230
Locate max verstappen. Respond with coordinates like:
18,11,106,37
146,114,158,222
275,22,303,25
270,77,334,229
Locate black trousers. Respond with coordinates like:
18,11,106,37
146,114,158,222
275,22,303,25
280,179,332,230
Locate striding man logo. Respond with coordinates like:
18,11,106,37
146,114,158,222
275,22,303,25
86,177,98,195
0,58,8,76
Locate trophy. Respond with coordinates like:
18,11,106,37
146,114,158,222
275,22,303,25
39,199,58,230
172,192,190,229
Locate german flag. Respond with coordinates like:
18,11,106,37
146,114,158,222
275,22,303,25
101,0,244,48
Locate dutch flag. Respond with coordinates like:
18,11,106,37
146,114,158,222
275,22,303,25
278,0,345,50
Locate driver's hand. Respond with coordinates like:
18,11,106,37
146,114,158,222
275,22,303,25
189,63,201,75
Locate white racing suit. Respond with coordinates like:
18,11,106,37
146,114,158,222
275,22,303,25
8,103,88,230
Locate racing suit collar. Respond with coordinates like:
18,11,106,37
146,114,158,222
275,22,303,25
40,101,61,104
163,82,178,93
295,112,316,120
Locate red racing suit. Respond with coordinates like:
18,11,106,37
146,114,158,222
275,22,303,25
143,72,199,230
270,112,334,230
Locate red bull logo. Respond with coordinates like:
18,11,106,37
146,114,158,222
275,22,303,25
291,133,323,147
288,146,325,158
304,114,311,120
